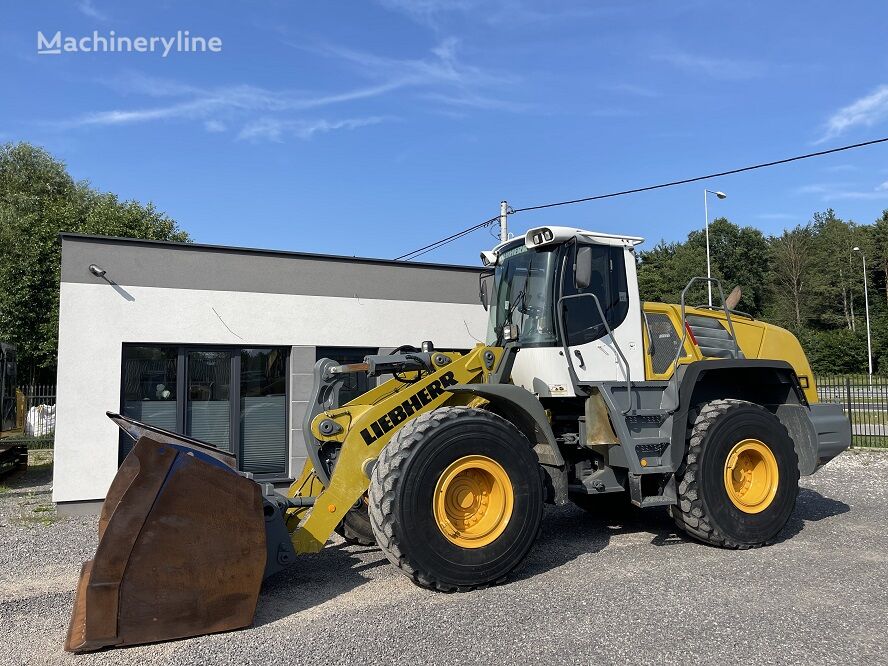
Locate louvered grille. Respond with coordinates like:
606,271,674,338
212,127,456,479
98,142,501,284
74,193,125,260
686,314,743,359
646,313,683,374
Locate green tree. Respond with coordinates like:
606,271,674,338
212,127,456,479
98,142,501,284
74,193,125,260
807,210,860,331
870,209,888,305
767,224,814,329
798,328,868,374
0,142,189,382
638,217,769,316
637,240,707,304
684,217,770,316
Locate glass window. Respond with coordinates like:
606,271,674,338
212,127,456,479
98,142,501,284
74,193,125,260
121,346,178,431
186,350,232,451
485,244,558,346
120,344,290,478
316,347,377,405
561,245,630,347
240,348,287,474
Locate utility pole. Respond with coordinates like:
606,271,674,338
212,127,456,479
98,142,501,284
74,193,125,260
848,248,856,331
499,200,509,243
853,246,873,377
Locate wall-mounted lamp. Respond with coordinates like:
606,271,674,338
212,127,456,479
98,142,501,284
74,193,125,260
88,264,107,278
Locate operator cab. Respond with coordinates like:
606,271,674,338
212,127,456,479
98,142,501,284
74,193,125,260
480,226,644,397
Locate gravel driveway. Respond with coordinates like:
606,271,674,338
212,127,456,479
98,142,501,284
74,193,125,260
1,450,886,665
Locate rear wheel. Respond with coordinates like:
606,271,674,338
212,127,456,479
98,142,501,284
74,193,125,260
671,399,799,548
368,407,544,591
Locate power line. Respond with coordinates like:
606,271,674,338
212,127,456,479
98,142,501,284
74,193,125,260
394,215,499,261
393,136,888,261
511,136,888,213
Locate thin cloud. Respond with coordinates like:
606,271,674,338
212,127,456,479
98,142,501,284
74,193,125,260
237,116,387,142
376,0,628,28
376,0,473,28
77,0,109,21
66,100,211,126
653,51,765,81
794,181,888,201
603,83,659,98
305,37,506,88
49,78,406,133
817,84,888,144
421,91,534,112
823,164,858,173
301,37,525,111
46,39,526,141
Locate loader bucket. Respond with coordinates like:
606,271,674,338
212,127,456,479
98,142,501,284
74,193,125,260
65,433,267,653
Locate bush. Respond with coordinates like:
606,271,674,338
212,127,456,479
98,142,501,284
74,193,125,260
799,328,869,374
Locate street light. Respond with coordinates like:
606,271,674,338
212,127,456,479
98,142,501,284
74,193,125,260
704,189,727,306
853,246,873,377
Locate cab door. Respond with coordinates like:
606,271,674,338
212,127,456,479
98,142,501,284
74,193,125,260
559,243,644,384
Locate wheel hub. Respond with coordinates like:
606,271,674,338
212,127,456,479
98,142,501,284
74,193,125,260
433,455,513,548
723,438,779,514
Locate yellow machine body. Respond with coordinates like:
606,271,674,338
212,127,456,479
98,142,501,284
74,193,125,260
286,345,503,553
641,302,818,403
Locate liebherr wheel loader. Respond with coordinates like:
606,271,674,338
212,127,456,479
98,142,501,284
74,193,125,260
66,225,851,652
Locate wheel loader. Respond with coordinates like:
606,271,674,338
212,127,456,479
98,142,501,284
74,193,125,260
66,225,851,652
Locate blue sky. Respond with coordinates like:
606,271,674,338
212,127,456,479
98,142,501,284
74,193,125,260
4,1,888,264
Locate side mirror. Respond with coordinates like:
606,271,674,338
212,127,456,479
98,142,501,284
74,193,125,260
575,246,592,290
479,273,493,311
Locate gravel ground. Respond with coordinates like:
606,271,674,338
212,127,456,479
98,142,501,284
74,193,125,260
1,449,886,665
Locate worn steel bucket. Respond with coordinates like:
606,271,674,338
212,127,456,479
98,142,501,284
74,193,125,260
65,415,266,653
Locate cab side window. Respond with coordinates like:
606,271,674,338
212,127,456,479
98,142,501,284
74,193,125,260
561,245,629,346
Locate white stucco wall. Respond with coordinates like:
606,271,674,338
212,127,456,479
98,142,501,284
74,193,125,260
54,282,487,503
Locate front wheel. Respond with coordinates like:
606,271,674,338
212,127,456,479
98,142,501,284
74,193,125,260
671,399,799,548
368,407,544,591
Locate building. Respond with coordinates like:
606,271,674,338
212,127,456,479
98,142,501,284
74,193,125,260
53,234,486,511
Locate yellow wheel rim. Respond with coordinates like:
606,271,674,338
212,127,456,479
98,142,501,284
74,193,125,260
433,455,514,548
723,439,779,514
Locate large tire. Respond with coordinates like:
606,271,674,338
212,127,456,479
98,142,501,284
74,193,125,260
334,500,376,546
671,399,799,548
368,407,544,592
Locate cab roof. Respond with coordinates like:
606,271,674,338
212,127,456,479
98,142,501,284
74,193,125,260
481,226,644,265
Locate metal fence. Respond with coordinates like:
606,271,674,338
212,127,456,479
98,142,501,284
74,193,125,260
0,385,56,448
816,375,888,449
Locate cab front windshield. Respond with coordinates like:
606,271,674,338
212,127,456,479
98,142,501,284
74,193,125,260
486,244,558,346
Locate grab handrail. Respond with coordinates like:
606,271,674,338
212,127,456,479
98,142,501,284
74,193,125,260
672,277,742,372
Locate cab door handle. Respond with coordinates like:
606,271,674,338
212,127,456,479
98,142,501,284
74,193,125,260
573,349,586,369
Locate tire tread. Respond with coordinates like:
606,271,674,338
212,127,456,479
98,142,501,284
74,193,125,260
368,406,540,592
670,398,800,549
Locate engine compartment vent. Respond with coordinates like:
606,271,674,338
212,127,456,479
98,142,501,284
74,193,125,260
686,315,743,359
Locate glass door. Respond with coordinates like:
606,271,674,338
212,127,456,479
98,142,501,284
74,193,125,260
239,348,287,474
186,350,232,451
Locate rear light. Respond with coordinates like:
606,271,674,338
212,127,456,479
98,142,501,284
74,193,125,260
684,322,698,346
